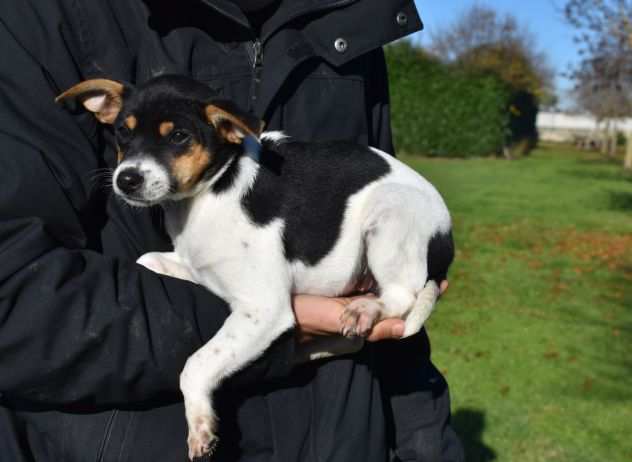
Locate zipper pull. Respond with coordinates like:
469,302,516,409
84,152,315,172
252,39,263,69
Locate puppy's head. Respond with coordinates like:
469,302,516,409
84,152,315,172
56,75,264,206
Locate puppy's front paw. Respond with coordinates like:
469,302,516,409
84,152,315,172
183,393,218,461
340,298,383,338
181,364,219,460
187,414,218,461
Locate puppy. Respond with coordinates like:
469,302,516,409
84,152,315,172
57,75,454,460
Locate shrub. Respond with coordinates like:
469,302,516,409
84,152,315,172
386,42,534,157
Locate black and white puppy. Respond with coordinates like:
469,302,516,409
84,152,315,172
57,75,454,460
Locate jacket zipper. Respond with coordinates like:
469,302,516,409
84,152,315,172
245,0,354,112
250,38,264,112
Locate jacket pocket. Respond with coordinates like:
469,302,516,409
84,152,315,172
280,61,369,144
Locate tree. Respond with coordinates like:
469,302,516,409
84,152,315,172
573,70,632,157
430,5,554,101
565,0,632,167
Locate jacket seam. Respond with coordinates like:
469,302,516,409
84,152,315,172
116,412,136,462
95,410,119,462
70,0,98,76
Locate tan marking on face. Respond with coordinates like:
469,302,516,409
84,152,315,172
159,121,174,137
125,115,137,130
117,151,124,164
171,143,211,192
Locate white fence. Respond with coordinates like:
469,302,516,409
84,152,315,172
537,112,632,143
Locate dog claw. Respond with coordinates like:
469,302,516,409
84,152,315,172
341,325,356,338
187,414,218,461
188,434,217,461
192,452,215,462
340,299,382,338
340,310,360,338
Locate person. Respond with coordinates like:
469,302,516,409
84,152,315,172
0,0,464,461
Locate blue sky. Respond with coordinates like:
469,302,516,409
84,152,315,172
413,0,579,105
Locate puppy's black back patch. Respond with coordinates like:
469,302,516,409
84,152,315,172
242,140,391,265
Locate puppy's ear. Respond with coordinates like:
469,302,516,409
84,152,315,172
205,100,265,144
55,79,127,124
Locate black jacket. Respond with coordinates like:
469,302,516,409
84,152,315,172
0,1,462,461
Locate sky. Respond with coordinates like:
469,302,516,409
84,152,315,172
413,0,579,107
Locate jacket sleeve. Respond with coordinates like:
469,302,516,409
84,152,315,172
0,14,295,409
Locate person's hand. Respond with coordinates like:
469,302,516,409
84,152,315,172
439,279,449,296
292,279,449,343
292,294,402,343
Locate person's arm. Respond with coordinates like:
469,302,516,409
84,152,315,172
0,135,308,409
0,19,298,409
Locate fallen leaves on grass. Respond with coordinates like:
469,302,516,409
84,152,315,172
450,321,469,336
543,350,560,360
468,225,632,271
554,230,632,269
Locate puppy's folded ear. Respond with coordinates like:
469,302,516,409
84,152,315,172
55,79,128,124
205,100,265,144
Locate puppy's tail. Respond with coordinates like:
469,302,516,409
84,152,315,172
402,280,441,338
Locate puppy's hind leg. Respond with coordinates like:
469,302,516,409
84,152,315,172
341,189,429,337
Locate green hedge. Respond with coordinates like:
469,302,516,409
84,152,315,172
386,42,513,157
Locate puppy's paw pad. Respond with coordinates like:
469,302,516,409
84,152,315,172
340,299,382,338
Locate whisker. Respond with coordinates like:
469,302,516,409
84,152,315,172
87,168,115,194
88,168,113,184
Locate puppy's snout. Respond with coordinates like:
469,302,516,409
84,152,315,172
113,159,170,205
116,168,145,194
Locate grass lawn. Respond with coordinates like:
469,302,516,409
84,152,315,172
401,145,632,462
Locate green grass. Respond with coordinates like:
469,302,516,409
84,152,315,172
401,145,632,462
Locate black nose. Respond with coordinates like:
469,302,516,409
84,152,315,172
116,168,144,194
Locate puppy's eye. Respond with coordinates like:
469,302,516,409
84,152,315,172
169,130,191,145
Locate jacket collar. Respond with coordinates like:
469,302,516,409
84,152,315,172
198,0,250,29
198,0,357,40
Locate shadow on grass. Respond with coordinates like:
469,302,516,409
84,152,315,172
609,191,632,211
561,167,627,182
593,262,632,392
556,152,632,182
555,262,632,404
576,154,624,167
452,408,497,462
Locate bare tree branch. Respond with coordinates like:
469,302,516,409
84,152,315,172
565,0,632,119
